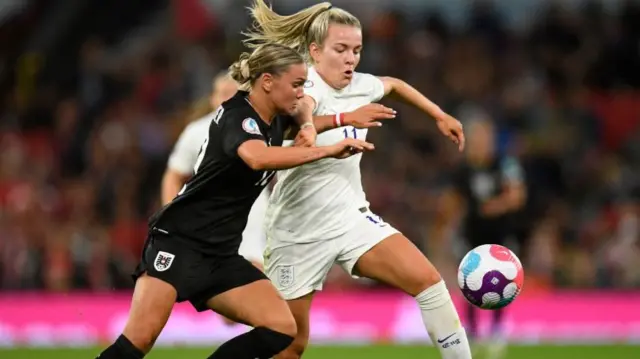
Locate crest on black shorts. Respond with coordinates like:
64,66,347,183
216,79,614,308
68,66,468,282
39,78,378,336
154,251,175,272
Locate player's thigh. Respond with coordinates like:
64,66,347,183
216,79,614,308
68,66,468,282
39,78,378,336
122,273,176,353
264,231,336,300
206,277,296,336
341,212,441,296
354,233,441,295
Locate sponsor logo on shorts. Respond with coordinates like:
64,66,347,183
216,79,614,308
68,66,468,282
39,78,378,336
154,251,175,272
242,117,262,136
277,265,294,288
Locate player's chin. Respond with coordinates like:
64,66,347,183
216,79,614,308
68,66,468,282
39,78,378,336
286,105,300,116
340,75,352,86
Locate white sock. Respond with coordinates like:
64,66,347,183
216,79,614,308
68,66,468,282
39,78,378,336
415,280,472,359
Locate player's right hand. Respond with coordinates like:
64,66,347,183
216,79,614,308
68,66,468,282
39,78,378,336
328,138,375,159
345,103,396,128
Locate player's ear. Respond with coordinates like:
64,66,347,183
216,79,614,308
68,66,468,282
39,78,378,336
309,43,321,63
261,73,273,93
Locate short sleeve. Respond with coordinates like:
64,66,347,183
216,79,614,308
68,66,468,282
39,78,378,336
303,69,325,114
363,74,385,102
357,73,384,102
221,113,266,157
167,123,206,175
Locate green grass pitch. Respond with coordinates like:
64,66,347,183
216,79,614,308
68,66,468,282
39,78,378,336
1,344,638,359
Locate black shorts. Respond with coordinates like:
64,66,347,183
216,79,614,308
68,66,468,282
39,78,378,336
132,231,267,312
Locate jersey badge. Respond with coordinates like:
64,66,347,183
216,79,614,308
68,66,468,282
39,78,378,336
154,251,175,272
277,265,294,288
242,117,262,136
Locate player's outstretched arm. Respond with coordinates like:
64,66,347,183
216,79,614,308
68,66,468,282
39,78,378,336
295,95,396,133
237,138,374,171
379,76,466,151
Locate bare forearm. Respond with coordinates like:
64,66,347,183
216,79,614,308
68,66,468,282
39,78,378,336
382,77,444,119
245,146,330,170
161,170,190,204
312,114,339,133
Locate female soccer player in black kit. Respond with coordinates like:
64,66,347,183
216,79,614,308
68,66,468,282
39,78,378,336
95,43,374,359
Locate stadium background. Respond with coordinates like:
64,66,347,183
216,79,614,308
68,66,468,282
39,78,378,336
1,0,639,358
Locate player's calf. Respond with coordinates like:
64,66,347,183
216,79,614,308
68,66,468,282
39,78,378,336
274,335,308,359
96,275,177,358
205,279,297,359
354,234,472,359
96,334,145,359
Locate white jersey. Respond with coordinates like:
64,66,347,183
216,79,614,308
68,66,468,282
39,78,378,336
265,67,385,242
167,114,213,175
168,111,268,262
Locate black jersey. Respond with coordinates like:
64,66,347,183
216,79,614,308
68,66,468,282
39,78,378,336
150,91,293,255
452,155,524,234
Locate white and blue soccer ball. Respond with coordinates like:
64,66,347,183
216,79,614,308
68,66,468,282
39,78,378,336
457,244,524,310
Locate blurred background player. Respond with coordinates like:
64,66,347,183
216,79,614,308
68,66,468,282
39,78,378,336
439,115,527,359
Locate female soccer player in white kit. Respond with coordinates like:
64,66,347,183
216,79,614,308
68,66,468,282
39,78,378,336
161,72,269,267
243,2,472,359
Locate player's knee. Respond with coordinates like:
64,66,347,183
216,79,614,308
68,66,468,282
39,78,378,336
409,265,443,296
262,312,297,338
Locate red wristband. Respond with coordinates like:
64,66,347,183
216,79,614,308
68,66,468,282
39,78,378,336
333,113,345,128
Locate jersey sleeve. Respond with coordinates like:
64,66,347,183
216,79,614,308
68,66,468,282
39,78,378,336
167,124,202,175
362,73,385,102
221,112,266,157
303,70,325,114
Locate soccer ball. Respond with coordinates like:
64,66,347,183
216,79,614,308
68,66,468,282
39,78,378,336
457,244,524,310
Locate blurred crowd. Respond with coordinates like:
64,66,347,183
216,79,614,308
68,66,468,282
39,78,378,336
1,0,639,292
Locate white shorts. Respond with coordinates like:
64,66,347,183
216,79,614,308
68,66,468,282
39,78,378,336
239,188,269,264
264,208,400,300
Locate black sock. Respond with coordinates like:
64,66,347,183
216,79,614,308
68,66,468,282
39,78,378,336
207,326,294,359
96,335,145,359
492,308,504,335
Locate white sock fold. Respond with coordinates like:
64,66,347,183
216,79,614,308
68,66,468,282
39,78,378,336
415,280,473,359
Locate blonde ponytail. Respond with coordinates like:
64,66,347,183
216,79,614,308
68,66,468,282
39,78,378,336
228,53,252,85
242,0,359,62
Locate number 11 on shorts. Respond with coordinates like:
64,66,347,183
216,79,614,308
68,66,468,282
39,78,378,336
343,127,357,139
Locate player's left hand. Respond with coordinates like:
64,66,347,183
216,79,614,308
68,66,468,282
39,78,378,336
435,113,465,152
294,124,317,147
